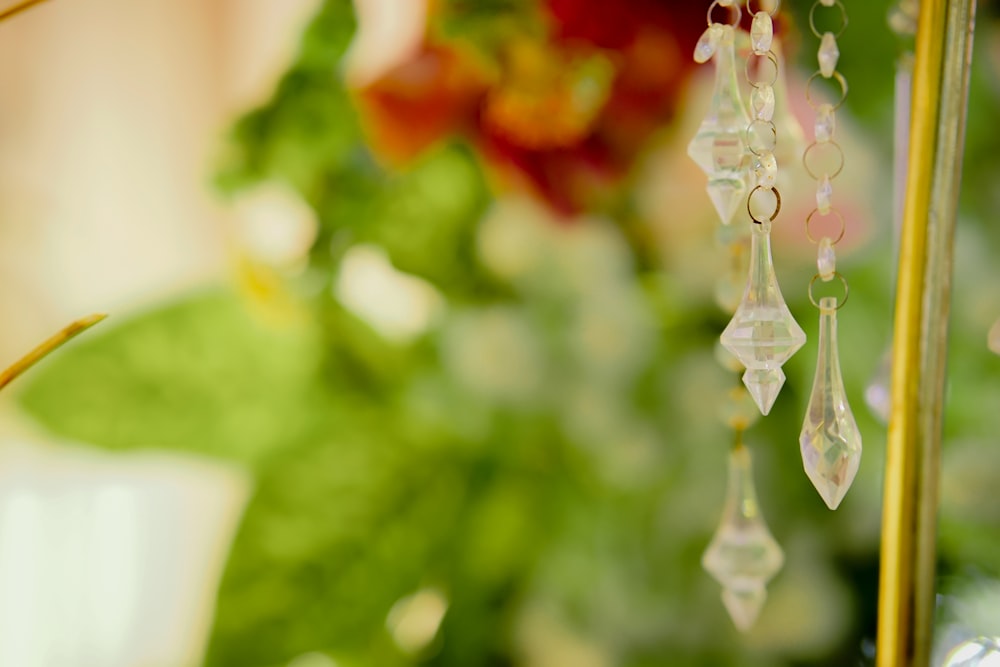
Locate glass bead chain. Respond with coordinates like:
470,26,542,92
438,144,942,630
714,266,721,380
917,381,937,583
798,0,863,510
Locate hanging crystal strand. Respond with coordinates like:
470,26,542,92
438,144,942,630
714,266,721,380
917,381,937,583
799,0,861,509
721,0,804,416
703,431,784,631
800,297,862,509
688,2,751,225
866,1,919,423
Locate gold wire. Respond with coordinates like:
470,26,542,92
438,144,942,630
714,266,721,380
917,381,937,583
805,71,850,110
0,0,52,23
745,51,779,88
747,186,781,224
805,207,846,245
807,272,849,310
803,140,846,179
0,314,107,391
707,0,741,27
808,0,849,38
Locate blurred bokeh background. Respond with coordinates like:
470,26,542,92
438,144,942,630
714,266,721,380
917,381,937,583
2,0,1000,666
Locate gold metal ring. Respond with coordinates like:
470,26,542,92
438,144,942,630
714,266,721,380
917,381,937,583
805,207,847,245
748,185,781,224
803,140,845,180
808,272,849,310
747,0,781,16
809,0,849,38
707,0,741,27
745,50,779,89
805,70,849,110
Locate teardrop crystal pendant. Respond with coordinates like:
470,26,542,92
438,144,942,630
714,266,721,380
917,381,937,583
703,444,784,632
688,25,750,225
800,296,863,510
721,221,806,415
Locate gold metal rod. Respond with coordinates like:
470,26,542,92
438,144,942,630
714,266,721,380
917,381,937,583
877,0,946,662
0,0,51,23
0,314,106,391
877,0,976,663
913,0,977,661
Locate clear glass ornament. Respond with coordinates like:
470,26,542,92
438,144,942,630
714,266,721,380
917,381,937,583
800,296,862,510
703,444,784,632
688,25,750,225
721,221,806,414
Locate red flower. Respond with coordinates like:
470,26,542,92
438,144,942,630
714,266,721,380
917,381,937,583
353,1,715,216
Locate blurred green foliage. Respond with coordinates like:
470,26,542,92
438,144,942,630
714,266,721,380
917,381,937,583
16,1,1000,667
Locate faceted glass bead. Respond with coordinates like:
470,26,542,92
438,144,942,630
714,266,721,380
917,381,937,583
817,236,836,281
750,12,774,55
721,222,806,396
753,151,777,188
694,24,724,64
703,445,784,632
750,84,775,121
800,297,862,510
818,32,840,78
815,104,836,142
816,173,833,213
707,177,746,226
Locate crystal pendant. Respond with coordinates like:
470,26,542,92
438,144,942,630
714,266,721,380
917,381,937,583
721,221,806,414
703,445,784,632
800,296,862,510
688,25,750,225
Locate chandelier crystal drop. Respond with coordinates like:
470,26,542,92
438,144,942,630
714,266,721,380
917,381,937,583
702,444,784,632
799,297,863,509
720,221,806,415
688,24,750,225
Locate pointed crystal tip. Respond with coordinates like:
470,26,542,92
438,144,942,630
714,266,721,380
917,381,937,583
742,367,785,415
707,178,746,225
800,423,862,509
722,585,767,632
